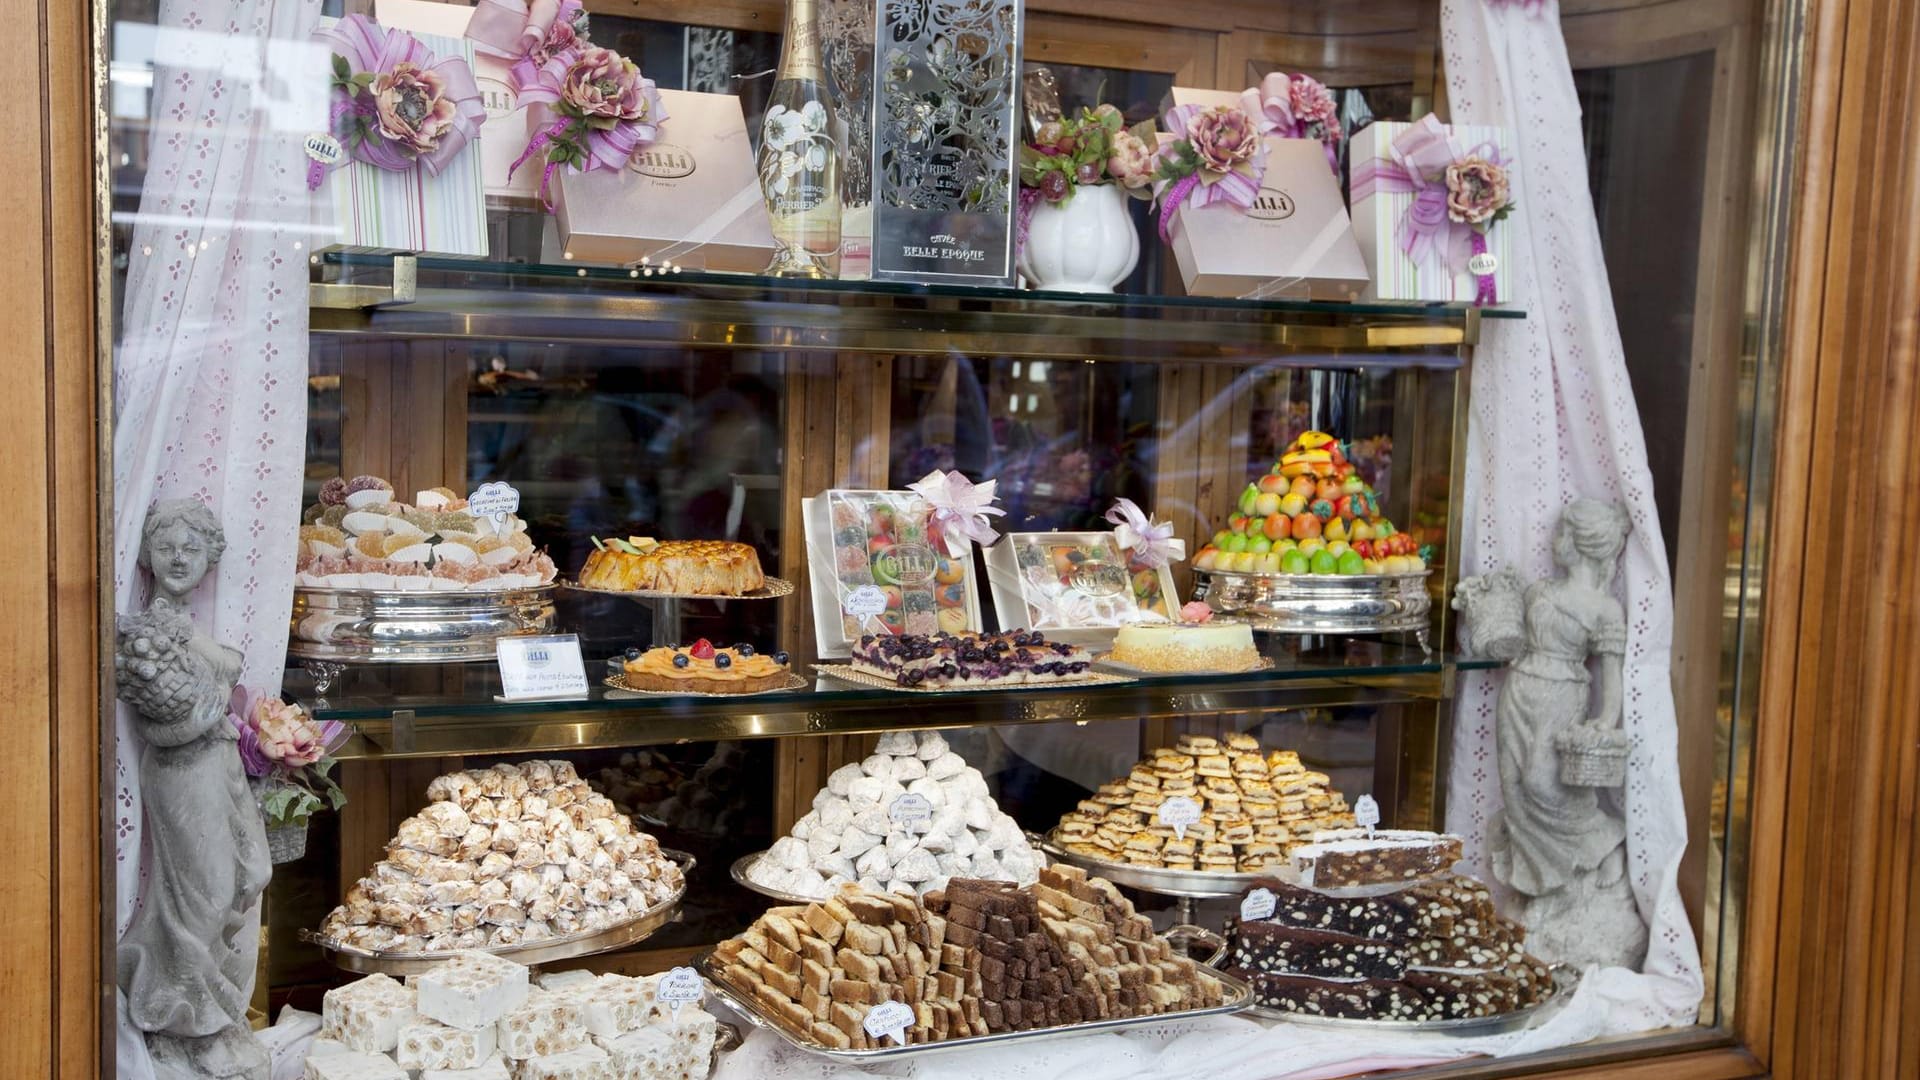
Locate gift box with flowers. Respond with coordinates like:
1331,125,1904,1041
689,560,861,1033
310,14,490,255
1349,114,1516,304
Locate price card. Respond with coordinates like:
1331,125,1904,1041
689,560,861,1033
890,793,934,827
495,635,589,701
1239,887,1277,922
1354,794,1381,833
657,966,703,1024
467,480,522,525
1157,795,1202,840
863,1000,914,1046
843,584,888,620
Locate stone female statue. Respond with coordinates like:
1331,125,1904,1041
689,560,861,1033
115,499,271,1080
1454,498,1647,969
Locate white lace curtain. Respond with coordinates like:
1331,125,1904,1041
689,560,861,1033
112,0,321,1071
1440,0,1705,1030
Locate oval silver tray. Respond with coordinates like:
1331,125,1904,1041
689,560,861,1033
1192,568,1432,635
730,851,830,905
699,950,1253,1060
307,849,693,976
561,576,795,601
1036,832,1262,899
288,584,557,663
1242,966,1578,1035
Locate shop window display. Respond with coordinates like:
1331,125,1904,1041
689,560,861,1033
92,0,1808,1078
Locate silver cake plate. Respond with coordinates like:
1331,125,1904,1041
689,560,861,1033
699,952,1251,1060
288,583,557,663
1192,568,1433,638
307,850,693,976
1243,966,1579,1035
1036,832,1263,899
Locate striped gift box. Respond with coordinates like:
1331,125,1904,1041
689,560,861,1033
1349,119,1511,304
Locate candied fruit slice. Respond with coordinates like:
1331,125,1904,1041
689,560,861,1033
301,525,346,547
319,476,349,506
355,533,389,558
345,475,393,495
382,533,427,557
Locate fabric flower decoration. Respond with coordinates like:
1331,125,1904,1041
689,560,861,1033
1150,103,1269,241
1107,129,1156,191
1241,71,1342,174
1445,156,1512,224
1186,106,1260,174
371,63,457,158
512,42,667,209
228,689,349,830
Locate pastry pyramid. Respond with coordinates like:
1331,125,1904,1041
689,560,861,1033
1049,732,1356,873
320,761,684,955
745,730,1040,900
297,475,557,591
1193,430,1427,577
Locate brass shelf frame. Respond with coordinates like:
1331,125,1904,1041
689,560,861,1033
320,668,1460,761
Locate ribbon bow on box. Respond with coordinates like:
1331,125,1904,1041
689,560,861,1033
1350,114,1515,306
1152,103,1268,242
906,470,1005,559
1103,498,1186,569
312,15,486,191
1239,71,1342,175
466,0,585,100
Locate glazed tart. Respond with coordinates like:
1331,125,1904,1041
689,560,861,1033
621,638,790,694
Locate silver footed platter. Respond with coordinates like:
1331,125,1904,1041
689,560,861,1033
288,583,557,663
729,850,828,905
1192,568,1432,641
306,849,693,976
698,951,1252,1060
1243,965,1578,1035
1034,831,1263,899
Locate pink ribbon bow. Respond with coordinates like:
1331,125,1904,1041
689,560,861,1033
1350,114,1506,304
1241,72,1298,138
1103,498,1185,569
1154,103,1267,243
906,470,1005,558
313,16,485,185
1240,71,1341,174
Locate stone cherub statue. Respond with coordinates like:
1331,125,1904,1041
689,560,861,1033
1452,498,1648,970
115,499,271,1080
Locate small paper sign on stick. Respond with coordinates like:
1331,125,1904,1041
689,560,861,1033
1240,887,1277,922
1354,794,1381,834
863,1000,914,1046
658,966,703,1025
467,481,522,526
844,584,888,619
890,793,933,828
1157,795,1202,841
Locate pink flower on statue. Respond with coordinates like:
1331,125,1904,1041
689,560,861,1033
1444,156,1512,224
371,62,458,158
1107,129,1155,190
1290,75,1338,134
561,47,660,127
1186,105,1259,175
251,697,340,768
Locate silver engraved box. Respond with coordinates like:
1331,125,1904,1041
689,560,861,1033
869,0,1024,287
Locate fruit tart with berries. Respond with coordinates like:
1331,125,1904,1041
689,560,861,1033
618,638,792,694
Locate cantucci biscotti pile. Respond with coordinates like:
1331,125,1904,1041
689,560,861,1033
305,951,719,1080
319,761,684,955
744,730,1041,900
710,865,1225,1049
1047,733,1357,873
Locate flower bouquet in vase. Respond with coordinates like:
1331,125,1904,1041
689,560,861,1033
1014,105,1153,292
233,691,348,864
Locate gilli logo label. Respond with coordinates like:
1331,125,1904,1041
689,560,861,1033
1247,187,1296,221
630,144,696,179
1068,560,1129,598
871,542,937,586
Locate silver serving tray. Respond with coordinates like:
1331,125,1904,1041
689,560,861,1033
561,576,796,601
308,850,693,975
1243,966,1577,1035
729,851,827,905
288,584,557,663
1036,833,1261,899
1192,568,1432,635
699,952,1252,1060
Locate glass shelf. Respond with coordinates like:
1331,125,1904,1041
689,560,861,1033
310,252,1523,363
293,641,1500,760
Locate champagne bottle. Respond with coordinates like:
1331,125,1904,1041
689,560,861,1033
758,0,842,278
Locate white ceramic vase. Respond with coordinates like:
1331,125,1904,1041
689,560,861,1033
1017,183,1140,293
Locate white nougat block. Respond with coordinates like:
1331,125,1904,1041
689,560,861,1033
518,1043,614,1080
422,1054,513,1080
496,989,588,1059
534,969,600,992
594,1026,677,1076
671,1008,719,1058
307,1038,352,1059
303,1050,409,1080
558,974,656,1037
396,1018,498,1070
320,973,419,1053
416,950,530,1030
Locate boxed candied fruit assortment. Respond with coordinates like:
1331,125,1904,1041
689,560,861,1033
802,490,985,658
